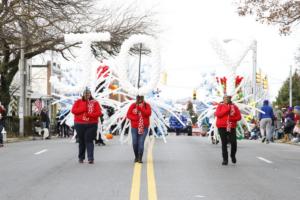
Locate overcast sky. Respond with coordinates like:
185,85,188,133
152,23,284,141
126,0,300,101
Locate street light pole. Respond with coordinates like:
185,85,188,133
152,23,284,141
252,40,257,102
289,65,293,107
137,43,142,89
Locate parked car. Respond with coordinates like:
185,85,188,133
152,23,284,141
168,114,192,136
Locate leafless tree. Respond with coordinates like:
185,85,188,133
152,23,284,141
0,0,158,108
236,0,300,35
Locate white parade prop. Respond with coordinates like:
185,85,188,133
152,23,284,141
103,35,182,143
51,33,181,144
197,39,264,141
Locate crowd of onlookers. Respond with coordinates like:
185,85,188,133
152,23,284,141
245,101,300,144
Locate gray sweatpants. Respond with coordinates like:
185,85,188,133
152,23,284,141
260,118,272,141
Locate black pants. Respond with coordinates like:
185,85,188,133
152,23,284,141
75,123,97,161
95,132,104,144
0,125,3,144
218,128,237,161
61,124,69,137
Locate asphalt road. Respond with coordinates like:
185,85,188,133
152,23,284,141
0,135,299,200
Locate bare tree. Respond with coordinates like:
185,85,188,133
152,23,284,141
0,0,158,108
236,0,300,35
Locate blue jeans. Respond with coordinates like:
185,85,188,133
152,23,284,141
131,128,148,158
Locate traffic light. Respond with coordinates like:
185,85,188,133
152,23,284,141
256,72,261,83
162,71,168,85
263,76,268,90
193,89,197,100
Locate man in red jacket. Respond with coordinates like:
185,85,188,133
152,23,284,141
71,88,102,164
127,95,151,163
215,95,241,165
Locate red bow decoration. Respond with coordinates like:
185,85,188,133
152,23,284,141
235,76,243,87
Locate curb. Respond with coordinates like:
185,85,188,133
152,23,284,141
6,137,36,143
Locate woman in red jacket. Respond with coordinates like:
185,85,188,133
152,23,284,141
215,95,241,165
127,96,151,163
71,88,102,164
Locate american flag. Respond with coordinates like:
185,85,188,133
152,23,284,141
34,99,42,114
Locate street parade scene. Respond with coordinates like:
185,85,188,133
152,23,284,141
0,0,300,200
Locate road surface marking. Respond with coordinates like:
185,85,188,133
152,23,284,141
256,157,273,164
130,163,142,200
147,137,157,200
34,149,48,155
194,195,206,198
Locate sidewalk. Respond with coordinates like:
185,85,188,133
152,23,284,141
274,139,300,146
6,136,38,143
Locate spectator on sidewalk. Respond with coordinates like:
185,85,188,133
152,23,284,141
249,119,260,140
292,120,300,143
0,103,6,147
282,107,295,142
41,107,50,139
215,95,241,166
259,100,275,144
127,95,152,163
274,105,283,130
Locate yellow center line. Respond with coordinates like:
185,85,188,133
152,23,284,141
130,163,142,200
147,137,157,200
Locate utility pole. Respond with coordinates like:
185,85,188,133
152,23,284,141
19,36,25,137
19,0,30,137
289,65,293,107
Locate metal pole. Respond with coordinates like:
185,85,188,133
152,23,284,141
289,65,293,107
252,40,257,102
137,43,142,89
19,36,25,137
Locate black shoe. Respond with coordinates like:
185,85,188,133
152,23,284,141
100,142,106,146
79,159,84,163
134,157,138,163
138,159,143,164
88,160,94,164
262,138,266,143
137,153,143,163
231,157,236,164
222,160,228,165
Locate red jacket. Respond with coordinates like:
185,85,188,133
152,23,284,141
127,102,151,128
215,103,241,128
71,99,102,124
